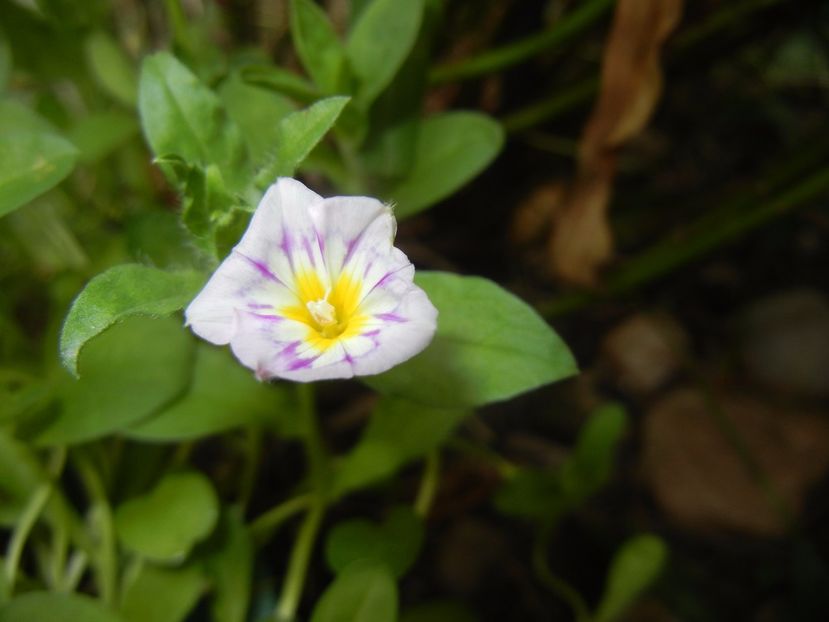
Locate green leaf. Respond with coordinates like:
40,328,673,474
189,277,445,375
346,0,424,106
493,470,573,521
566,403,627,493
495,404,627,520
0,127,78,218
594,535,668,622
310,560,397,622
176,162,244,250
239,64,321,104
256,95,350,185
368,272,577,407
138,52,245,186
67,111,138,163
115,471,219,563
39,316,193,445
120,563,206,622
0,430,42,526
220,71,296,167
0,26,11,92
85,31,137,107
127,344,299,442
0,370,52,427
201,509,254,622
289,0,347,93
0,592,125,622
333,396,468,495
125,211,205,269
325,506,424,578
59,263,205,376
389,112,504,218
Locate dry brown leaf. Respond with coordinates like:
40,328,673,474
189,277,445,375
549,0,683,285
643,388,829,536
509,182,565,246
601,312,688,396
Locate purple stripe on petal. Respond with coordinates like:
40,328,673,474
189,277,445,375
247,312,283,322
247,303,272,309
362,259,374,278
236,251,281,283
302,237,317,267
375,312,406,323
288,356,315,371
343,237,360,265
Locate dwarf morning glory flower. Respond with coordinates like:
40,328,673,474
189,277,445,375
185,178,438,382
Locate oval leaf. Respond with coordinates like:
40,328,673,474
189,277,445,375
310,560,397,622
201,509,254,622
40,316,193,445
0,592,125,622
138,52,245,184
389,112,503,219
59,264,204,376
325,506,424,578
85,31,137,107
0,130,77,218
127,344,299,442
346,0,424,105
368,272,577,407
220,71,296,167
120,563,205,622
115,471,219,563
333,396,467,495
289,0,347,93
594,534,668,622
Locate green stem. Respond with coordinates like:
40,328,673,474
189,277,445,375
4,484,52,595
274,501,325,622
297,383,327,491
532,526,591,622
429,0,614,84
250,495,313,545
63,551,89,593
414,451,440,519
73,451,118,606
274,383,328,622
502,78,598,133
239,427,263,512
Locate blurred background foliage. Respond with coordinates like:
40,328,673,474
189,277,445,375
1,0,829,621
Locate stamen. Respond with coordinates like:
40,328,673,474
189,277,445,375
306,298,337,327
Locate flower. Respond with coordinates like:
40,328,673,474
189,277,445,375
185,178,438,382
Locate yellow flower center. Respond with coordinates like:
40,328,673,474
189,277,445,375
281,270,367,348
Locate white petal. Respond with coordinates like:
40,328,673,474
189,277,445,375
185,252,297,345
229,311,355,381
347,284,438,376
308,196,394,280
237,178,329,292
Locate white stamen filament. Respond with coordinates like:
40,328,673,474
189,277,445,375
306,298,337,327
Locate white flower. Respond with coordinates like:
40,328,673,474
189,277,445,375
185,178,438,382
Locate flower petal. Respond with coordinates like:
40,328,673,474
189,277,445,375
184,253,296,345
237,177,329,292
348,282,438,376
229,311,355,381
308,195,395,280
